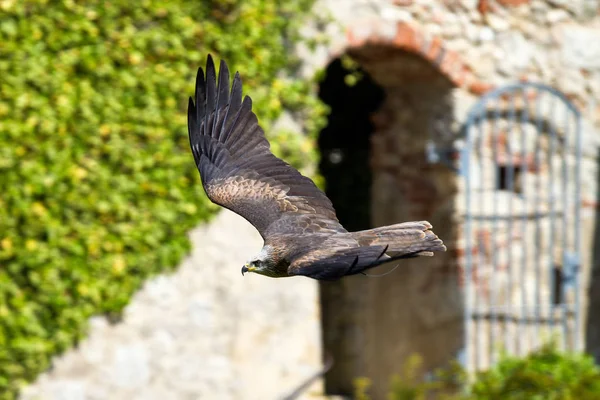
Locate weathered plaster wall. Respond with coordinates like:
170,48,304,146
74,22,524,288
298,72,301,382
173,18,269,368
21,210,324,400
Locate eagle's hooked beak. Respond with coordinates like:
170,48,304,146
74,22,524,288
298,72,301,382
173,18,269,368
241,264,256,276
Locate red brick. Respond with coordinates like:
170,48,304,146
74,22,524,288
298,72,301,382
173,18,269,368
497,0,530,5
346,25,372,47
394,23,419,51
478,0,491,14
452,67,469,88
582,199,599,209
469,81,495,95
438,50,460,76
346,28,360,47
424,36,444,64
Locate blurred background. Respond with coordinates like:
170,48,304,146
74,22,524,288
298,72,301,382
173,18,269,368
2,0,600,399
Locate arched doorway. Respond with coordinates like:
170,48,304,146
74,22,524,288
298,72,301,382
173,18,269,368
317,44,463,398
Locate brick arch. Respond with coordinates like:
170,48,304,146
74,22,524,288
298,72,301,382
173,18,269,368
337,21,494,96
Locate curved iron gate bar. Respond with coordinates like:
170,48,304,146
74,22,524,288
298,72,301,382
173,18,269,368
464,82,581,118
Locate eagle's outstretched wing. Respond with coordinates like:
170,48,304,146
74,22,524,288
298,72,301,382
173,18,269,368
188,55,340,239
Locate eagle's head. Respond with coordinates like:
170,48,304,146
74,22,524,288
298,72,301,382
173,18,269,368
241,246,283,277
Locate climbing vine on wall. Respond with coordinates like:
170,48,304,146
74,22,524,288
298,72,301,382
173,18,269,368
0,0,327,397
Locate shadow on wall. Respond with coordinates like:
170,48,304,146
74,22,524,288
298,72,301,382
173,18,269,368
587,150,600,364
317,47,463,399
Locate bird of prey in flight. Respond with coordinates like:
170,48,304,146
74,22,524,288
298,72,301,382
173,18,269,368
187,55,446,281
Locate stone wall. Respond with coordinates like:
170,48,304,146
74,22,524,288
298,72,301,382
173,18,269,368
21,210,325,400
303,0,600,396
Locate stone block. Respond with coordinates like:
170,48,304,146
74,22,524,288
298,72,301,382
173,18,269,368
561,26,600,69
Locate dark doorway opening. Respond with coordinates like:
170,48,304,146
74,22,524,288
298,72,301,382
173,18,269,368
317,58,385,232
316,58,384,395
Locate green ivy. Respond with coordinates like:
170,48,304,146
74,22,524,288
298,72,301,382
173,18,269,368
0,0,327,397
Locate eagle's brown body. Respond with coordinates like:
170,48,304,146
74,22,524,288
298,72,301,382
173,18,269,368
188,56,446,280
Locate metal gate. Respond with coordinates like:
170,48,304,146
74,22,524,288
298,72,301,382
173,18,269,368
460,83,582,372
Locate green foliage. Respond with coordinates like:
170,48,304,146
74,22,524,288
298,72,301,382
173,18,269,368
340,54,364,87
470,343,600,399
353,354,464,400
0,0,326,397
386,354,465,400
354,343,600,400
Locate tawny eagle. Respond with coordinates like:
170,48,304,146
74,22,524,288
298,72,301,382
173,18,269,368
187,55,446,281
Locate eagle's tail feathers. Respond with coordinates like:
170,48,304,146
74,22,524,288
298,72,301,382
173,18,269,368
351,221,446,257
